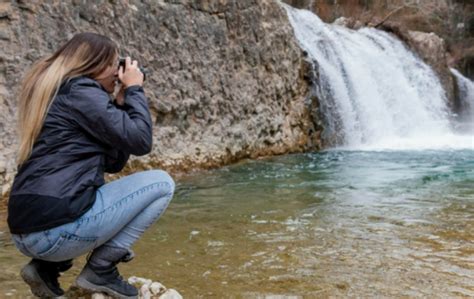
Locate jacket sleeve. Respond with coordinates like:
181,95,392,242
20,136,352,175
68,79,153,156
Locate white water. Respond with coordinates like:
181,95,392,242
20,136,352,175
283,5,473,150
450,68,474,133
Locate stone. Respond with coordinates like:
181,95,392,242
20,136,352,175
128,276,153,287
140,284,152,299
0,159,5,173
406,30,454,106
159,289,183,299
91,293,111,299
333,17,356,29
1,181,10,197
67,276,183,298
0,29,10,41
0,3,11,18
0,0,318,195
150,282,167,295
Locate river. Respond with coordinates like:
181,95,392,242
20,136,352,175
1,149,473,297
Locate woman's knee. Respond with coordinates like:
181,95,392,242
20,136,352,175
144,169,175,196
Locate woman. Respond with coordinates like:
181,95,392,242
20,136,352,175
7,32,175,299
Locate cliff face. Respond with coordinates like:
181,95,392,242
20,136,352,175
0,0,320,194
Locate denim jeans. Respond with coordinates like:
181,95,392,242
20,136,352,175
12,170,175,262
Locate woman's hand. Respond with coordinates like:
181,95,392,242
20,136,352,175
115,85,126,106
118,56,144,88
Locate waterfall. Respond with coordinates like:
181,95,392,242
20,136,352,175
283,4,473,150
450,68,474,133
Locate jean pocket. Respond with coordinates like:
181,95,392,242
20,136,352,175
36,232,98,262
11,234,34,257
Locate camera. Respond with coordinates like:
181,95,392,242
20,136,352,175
118,57,147,81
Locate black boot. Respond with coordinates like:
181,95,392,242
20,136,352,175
75,245,138,299
20,259,73,298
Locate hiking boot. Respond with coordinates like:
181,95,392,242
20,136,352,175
75,245,138,299
20,259,73,298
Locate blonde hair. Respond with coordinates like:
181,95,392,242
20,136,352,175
17,32,118,165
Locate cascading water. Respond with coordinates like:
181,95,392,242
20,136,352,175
450,68,474,133
283,4,473,150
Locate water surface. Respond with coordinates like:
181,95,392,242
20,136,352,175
1,150,473,297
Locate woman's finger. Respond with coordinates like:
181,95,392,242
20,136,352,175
118,66,124,79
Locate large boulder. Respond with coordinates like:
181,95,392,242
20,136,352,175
405,30,454,106
0,0,319,196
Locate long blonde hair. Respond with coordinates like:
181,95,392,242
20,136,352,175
17,32,118,166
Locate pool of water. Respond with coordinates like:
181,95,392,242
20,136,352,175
1,150,473,297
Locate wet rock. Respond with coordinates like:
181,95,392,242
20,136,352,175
159,289,183,299
91,294,109,299
406,30,454,106
66,276,182,299
333,17,363,30
149,282,166,295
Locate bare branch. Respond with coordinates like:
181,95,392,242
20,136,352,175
374,5,407,28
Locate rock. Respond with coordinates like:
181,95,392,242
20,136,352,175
0,2,11,18
150,282,166,296
0,29,10,41
0,0,318,192
91,293,111,299
406,30,454,106
333,17,361,30
140,284,152,299
68,276,182,299
159,289,183,299
0,159,6,173
128,276,153,287
407,31,448,72
2,181,11,198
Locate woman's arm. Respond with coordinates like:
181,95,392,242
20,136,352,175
104,148,130,173
68,78,153,156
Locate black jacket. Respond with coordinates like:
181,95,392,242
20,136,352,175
8,76,153,234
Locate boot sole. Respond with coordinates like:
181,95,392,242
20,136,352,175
20,263,62,298
76,276,138,299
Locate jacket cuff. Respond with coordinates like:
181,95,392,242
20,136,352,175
124,85,144,96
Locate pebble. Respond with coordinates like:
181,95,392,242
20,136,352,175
159,289,183,299
128,276,153,287
140,284,152,299
91,294,110,299
150,282,166,295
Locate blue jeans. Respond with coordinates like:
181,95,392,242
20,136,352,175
12,170,175,262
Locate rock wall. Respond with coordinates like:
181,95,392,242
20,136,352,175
0,0,320,196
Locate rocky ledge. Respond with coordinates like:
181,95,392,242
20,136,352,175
0,0,321,196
